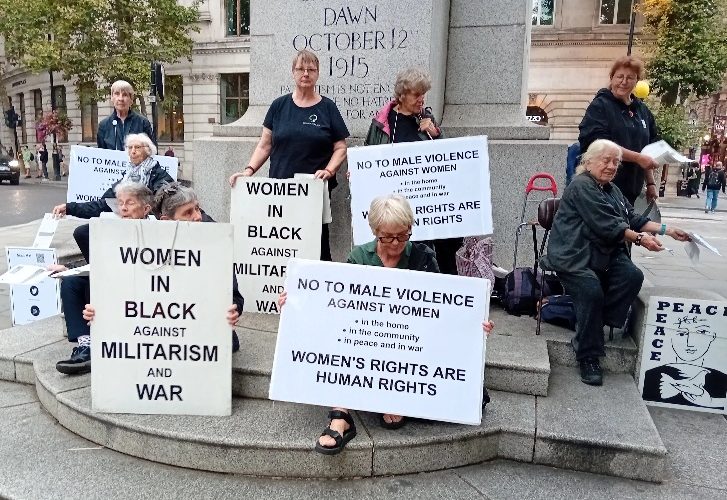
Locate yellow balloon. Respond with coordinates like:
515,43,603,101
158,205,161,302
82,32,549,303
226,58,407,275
633,80,650,99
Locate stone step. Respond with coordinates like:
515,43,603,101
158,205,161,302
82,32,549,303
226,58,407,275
487,307,639,374
234,311,551,398
0,316,666,481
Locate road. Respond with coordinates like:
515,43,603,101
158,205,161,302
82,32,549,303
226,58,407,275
0,178,68,226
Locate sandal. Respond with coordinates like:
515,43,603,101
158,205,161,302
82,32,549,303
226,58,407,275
379,413,407,430
314,410,357,455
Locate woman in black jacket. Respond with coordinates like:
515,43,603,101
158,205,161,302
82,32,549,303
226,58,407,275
544,139,690,387
579,56,660,206
51,133,173,262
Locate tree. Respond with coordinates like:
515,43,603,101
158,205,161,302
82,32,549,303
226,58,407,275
647,97,707,151
640,0,727,106
0,0,201,109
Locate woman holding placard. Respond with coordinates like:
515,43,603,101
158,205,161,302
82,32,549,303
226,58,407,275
364,68,461,275
279,194,494,455
79,183,245,370
228,49,349,261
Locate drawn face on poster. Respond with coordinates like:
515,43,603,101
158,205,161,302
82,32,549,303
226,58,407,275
639,297,727,414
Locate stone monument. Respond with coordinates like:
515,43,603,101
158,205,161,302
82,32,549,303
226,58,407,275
193,0,566,264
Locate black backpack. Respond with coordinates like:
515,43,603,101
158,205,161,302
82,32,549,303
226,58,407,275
707,169,720,189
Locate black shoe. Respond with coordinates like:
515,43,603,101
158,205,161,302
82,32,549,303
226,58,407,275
579,357,602,386
56,346,91,375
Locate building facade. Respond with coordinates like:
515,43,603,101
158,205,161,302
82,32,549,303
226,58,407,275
2,0,725,172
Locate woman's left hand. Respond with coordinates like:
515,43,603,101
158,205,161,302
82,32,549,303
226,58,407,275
314,169,335,181
482,320,495,337
667,227,691,242
645,184,658,204
227,304,240,327
418,118,438,136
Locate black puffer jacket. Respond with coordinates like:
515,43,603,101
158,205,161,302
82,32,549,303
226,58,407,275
66,162,173,219
579,88,658,204
97,110,155,151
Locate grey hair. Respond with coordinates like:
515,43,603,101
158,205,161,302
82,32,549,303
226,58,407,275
368,194,414,233
393,68,432,101
111,80,135,98
153,182,198,219
576,139,622,175
125,133,157,157
114,181,153,207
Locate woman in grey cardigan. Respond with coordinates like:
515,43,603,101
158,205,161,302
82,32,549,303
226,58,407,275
544,139,690,386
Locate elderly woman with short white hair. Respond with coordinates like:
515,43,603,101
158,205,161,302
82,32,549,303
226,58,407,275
279,194,493,455
51,133,173,262
544,139,691,387
97,79,155,150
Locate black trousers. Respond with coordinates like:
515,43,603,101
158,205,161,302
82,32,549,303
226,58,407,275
60,276,90,342
74,224,91,264
556,251,643,361
422,237,463,275
321,223,332,262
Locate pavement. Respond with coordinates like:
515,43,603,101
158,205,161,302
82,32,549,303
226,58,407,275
0,177,68,226
0,193,725,498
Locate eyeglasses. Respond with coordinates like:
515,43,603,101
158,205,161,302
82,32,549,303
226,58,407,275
599,157,622,167
126,145,146,151
377,233,412,244
294,67,318,74
118,199,139,208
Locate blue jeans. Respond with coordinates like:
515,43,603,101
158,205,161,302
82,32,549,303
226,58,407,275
60,276,90,342
706,189,719,211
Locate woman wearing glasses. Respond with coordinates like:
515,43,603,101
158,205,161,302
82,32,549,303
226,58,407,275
229,49,349,261
279,194,493,455
51,133,173,262
579,56,660,206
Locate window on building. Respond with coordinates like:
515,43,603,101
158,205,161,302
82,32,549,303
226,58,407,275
157,75,184,142
17,93,27,144
532,0,554,26
220,73,249,125
79,83,99,143
52,86,68,143
33,90,43,122
599,0,633,25
226,0,250,36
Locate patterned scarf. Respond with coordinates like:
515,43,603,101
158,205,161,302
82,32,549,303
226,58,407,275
123,156,156,186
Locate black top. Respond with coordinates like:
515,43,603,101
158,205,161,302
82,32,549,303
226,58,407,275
97,110,155,151
263,94,349,183
578,88,658,204
387,109,422,144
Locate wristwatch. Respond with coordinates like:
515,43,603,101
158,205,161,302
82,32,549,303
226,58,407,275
635,233,644,246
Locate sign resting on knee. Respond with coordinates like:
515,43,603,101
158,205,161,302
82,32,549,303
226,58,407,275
637,296,727,415
67,145,179,204
89,219,233,416
348,136,493,245
5,247,60,326
270,259,490,425
230,178,323,314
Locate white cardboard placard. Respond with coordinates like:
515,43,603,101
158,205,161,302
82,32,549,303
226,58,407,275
89,219,233,416
67,145,178,203
270,259,489,425
5,247,60,326
230,178,323,314
348,135,492,244
638,296,727,414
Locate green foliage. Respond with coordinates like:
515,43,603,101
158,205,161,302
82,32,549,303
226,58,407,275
0,0,201,104
640,0,727,106
648,99,707,150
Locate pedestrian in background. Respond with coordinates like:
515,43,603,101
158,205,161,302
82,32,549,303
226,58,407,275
38,144,49,179
702,161,726,214
164,146,175,157
21,145,33,178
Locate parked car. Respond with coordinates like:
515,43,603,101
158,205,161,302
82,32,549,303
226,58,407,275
0,155,20,185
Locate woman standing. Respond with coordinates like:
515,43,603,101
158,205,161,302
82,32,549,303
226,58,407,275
579,56,659,206
229,50,349,261
364,68,461,275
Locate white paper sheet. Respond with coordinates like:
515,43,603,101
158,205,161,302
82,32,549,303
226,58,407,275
32,213,58,248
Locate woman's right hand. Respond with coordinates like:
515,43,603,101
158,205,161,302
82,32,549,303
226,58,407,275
277,291,288,309
640,233,664,252
229,169,253,188
636,154,659,171
52,203,67,218
47,264,68,276
82,304,96,324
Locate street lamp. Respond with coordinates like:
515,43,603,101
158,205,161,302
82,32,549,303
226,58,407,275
627,0,639,56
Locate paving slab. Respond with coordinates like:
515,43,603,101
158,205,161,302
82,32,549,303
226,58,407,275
486,332,550,396
0,379,37,407
650,407,727,492
534,366,667,482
